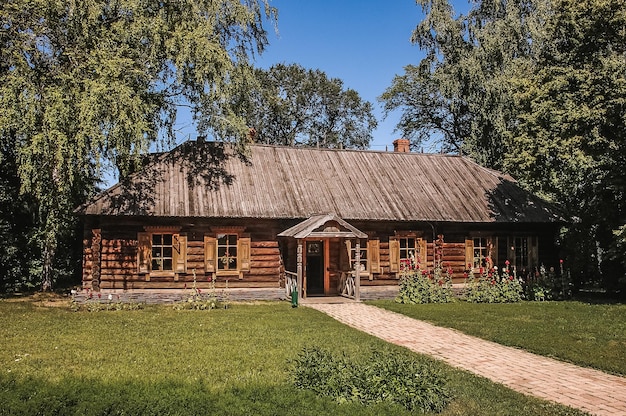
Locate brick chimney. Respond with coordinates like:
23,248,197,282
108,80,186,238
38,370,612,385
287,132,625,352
392,138,410,153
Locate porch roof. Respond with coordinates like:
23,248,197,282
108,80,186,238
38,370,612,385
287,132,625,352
277,214,367,239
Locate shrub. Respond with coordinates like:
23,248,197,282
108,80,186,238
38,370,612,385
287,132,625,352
396,266,454,304
464,265,523,303
523,262,572,301
290,346,452,413
173,270,230,310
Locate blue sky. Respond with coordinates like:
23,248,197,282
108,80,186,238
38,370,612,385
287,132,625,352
174,0,434,151
254,0,427,151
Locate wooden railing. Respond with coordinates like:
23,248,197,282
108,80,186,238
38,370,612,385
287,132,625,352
284,271,298,297
338,271,356,299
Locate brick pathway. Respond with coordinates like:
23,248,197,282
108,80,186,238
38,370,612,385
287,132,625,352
305,302,626,416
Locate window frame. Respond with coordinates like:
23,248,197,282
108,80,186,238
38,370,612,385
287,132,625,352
348,238,369,274
137,227,186,279
151,233,174,272
204,228,251,278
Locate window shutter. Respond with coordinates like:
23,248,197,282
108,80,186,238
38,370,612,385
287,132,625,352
239,237,251,272
137,232,151,274
204,236,217,273
465,239,474,269
368,239,380,274
419,238,427,268
174,234,187,273
389,238,400,273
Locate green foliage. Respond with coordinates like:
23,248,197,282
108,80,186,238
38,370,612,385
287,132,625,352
204,63,377,149
172,272,230,311
291,346,452,413
0,0,275,291
396,267,454,304
70,292,144,312
465,267,523,303
523,263,572,301
381,0,626,291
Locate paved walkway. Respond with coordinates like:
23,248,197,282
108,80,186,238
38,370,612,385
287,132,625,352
304,302,626,416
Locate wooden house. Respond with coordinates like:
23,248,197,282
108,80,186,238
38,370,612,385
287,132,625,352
76,139,563,300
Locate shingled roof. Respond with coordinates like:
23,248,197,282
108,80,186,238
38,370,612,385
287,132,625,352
77,141,562,223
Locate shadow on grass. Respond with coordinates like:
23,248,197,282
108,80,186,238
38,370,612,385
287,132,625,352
0,374,410,416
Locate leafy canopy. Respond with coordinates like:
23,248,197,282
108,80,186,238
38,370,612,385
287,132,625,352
0,0,275,290
202,63,377,149
381,0,626,289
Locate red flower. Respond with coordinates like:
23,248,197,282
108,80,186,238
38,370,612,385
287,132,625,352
438,280,443,286
509,276,514,281
422,269,428,276
505,260,510,266
479,267,484,275
197,288,202,293
490,280,496,285
467,263,472,269
463,272,468,279
184,283,187,289
559,259,564,264
97,293,102,299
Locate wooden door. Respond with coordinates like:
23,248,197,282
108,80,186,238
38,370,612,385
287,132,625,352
306,241,324,295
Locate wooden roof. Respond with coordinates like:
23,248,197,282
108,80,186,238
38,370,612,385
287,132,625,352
77,141,562,223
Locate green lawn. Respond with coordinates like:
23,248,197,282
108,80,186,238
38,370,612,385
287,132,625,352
0,298,588,415
370,300,626,376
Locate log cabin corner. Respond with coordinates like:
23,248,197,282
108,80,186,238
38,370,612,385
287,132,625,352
75,139,563,301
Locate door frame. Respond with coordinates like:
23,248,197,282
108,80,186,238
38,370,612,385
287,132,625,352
304,239,329,295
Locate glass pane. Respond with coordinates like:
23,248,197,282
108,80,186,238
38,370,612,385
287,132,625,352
218,247,227,257
163,247,172,258
230,247,237,258
152,248,161,257
152,234,162,245
218,235,227,245
400,238,406,248
163,234,172,245
228,234,237,245
163,259,172,270
152,259,161,270
408,238,415,249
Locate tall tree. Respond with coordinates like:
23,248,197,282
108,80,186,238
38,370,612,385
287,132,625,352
0,0,276,291
202,63,377,149
381,0,626,291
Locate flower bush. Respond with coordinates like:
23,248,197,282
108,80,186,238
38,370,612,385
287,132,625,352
396,251,454,304
464,260,523,303
173,269,229,310
522,261,572,301
396,266,454,304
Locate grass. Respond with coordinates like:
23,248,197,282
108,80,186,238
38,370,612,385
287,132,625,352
0,296,589,415
370,300,626,376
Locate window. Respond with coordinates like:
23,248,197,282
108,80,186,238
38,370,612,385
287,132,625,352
204,232,251,276
465,237,496,271
151,233,173,271
349,239,368,272
217,234,238,271
472,237,490,269
138,229,187,277
399,237,416,268
510,236,529,269
389,235,426,273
